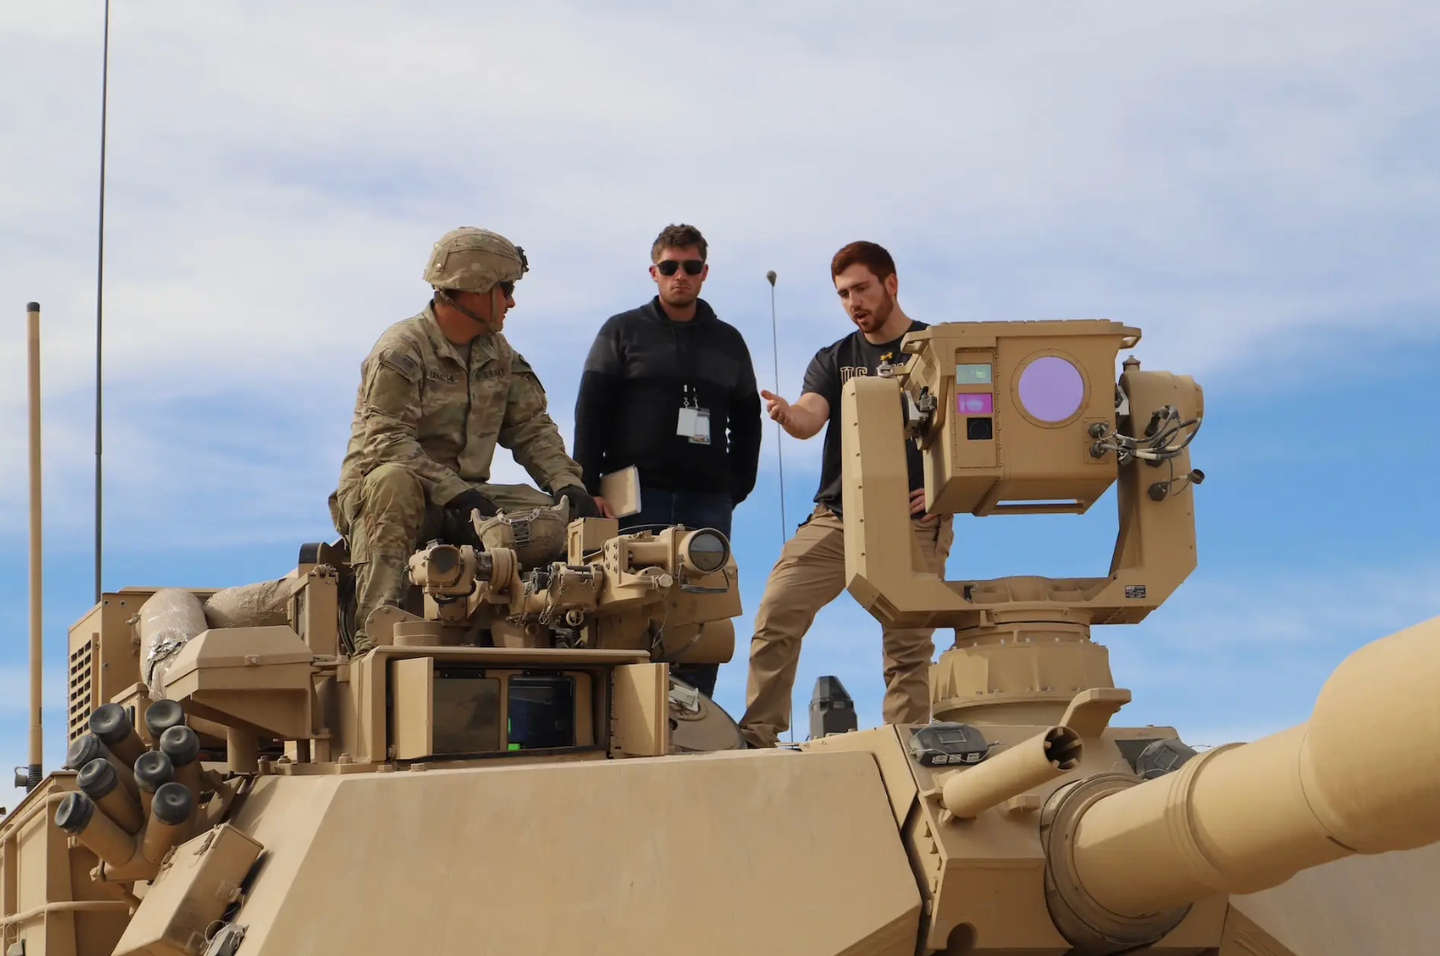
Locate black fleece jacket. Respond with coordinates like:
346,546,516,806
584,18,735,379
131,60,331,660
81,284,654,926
572,297,762,504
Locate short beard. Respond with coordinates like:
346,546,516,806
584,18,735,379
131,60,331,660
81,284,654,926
661,289,698,309
853,292,894,330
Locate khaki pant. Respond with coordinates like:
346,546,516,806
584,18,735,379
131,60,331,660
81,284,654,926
738,504,955,748
333,463,560,652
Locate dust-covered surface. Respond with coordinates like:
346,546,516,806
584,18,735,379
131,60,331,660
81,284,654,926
1232,841,1440,955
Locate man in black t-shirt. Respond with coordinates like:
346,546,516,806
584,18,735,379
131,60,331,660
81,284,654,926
737,241,954,748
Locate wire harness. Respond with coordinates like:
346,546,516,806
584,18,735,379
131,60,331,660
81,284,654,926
1089,398,1205,501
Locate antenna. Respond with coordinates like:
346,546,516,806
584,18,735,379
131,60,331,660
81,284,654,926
766,270,787,538
94,0,111,604
21,303,43,792
766,270,793,745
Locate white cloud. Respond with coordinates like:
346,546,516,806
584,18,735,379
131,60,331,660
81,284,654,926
3,4,1436,537
2,2,1439,799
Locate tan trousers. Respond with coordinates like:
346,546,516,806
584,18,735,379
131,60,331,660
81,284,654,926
738,504,955,748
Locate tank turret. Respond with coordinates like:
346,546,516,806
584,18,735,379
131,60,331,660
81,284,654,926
801,318,1440,954
4,313,1438,956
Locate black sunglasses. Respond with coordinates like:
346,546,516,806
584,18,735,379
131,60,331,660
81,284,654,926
656,259,704,276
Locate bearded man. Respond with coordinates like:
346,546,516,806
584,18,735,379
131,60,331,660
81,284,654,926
735,240,955,748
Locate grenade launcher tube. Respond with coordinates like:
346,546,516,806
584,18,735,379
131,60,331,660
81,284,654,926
942,726,1083,819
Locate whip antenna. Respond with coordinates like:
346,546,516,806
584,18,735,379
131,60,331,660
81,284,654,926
94,0,110,604
767,269,793,745
766,270,787,539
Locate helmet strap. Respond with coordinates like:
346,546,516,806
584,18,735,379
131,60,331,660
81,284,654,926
434,288,497,334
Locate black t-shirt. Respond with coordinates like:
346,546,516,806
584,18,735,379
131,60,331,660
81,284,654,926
801,320,927,517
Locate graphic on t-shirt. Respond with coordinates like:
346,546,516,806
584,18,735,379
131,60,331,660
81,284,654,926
839,351,903,385
802,322,929,516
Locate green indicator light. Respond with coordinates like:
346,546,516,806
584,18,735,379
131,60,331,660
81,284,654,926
508,743,521,751
956,363,991,383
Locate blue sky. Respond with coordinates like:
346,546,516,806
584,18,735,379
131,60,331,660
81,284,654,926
2,0,1438,808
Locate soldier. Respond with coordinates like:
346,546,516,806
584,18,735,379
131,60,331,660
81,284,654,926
328,226,602,655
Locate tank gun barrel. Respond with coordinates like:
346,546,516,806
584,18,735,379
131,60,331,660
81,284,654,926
1059,613,1440,924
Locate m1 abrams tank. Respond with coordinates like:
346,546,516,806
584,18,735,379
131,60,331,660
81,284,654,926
3,314,1438,956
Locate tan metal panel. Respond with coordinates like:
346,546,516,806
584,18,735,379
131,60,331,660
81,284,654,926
225,751,919,956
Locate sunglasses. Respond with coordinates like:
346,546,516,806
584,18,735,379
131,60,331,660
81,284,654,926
655,259,704,276
497,280,515,297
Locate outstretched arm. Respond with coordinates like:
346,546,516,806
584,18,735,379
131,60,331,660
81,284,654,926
762,390,829,440
768,345,840,441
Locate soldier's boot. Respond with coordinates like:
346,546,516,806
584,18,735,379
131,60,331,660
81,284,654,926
351,550,412,657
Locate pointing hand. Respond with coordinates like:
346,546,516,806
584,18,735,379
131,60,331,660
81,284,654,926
761,389,791,425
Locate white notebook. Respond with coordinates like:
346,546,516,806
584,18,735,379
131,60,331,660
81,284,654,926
598,465,642,518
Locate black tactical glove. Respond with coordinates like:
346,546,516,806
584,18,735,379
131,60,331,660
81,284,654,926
555,484,602,519
448,488,499,519
441,488,499,548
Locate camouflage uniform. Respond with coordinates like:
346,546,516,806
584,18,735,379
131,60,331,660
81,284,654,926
329,228,588,653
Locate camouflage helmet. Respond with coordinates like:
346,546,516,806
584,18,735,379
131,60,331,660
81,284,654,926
423,227,529,294
473,503,569,571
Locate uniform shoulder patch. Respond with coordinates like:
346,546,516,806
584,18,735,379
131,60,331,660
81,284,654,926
508,350,547,397
377,347,421,381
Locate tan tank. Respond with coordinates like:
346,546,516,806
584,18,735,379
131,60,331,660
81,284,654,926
4,306,1439,956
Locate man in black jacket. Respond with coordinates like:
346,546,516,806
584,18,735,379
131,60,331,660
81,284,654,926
572,224,762,696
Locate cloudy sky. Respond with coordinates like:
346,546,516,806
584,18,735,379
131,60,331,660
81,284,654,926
2,1,1437,806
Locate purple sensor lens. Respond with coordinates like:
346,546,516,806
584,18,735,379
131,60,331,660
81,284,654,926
1018,356,1084,422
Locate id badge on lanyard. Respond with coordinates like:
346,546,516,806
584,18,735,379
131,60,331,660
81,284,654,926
677,384,711,445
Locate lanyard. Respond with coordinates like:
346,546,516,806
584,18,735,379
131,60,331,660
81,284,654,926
668,320,699,408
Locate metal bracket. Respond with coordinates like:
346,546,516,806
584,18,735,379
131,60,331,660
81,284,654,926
1059,687,1132,738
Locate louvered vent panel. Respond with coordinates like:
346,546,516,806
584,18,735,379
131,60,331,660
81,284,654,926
68,639,96,742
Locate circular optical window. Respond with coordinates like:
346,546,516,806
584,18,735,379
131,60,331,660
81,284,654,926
1017,355,1085,423
685,530,729,572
